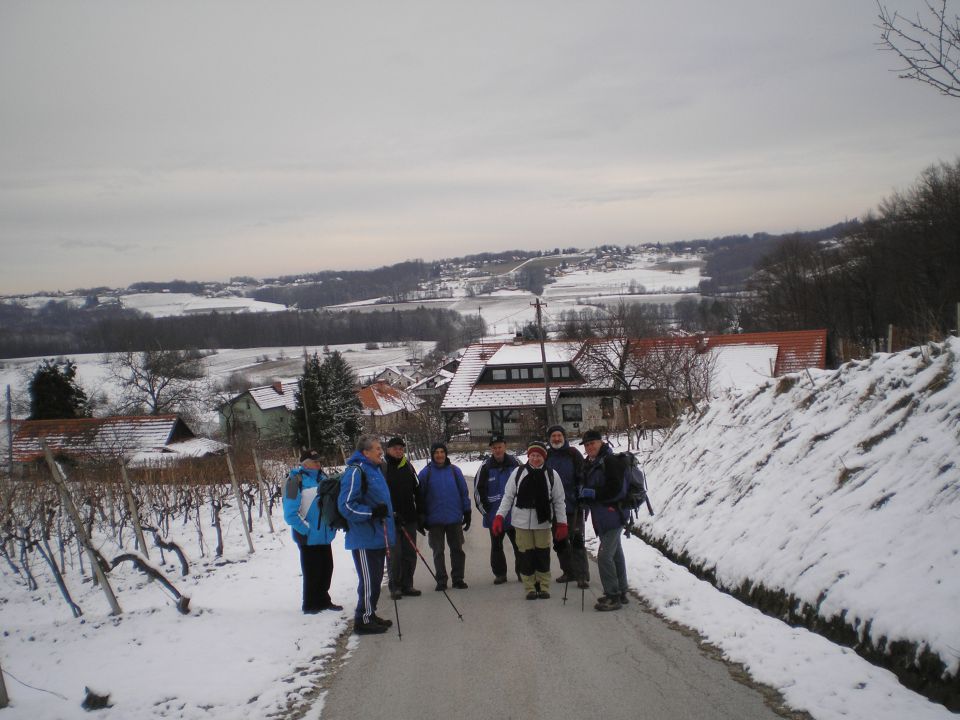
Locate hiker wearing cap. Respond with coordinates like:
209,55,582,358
474,434,521,584
545,425,589,589
578,429,631,611
283,449,343,614
338,435,396,634
383,436,422,600
492,441,567,600
418,442,471,591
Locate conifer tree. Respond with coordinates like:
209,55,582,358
291,352,363,460
28,358,90,420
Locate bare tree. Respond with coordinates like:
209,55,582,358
107,349,207,416
878,0,960,97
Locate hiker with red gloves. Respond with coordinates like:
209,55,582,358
492,441,567,600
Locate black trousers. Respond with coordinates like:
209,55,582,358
298,541,334,612
488,526,519,579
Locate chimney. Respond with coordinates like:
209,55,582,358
273,381,283,394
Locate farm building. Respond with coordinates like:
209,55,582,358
218,379,298,442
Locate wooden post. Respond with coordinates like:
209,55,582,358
0,655,9,708
626,405,633,450
251,448,275,533
42,441,122,616
225,453,255,554
119,462,150,561
887,324,894,353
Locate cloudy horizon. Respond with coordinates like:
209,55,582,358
1,1,957,295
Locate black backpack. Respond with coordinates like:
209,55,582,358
611,451,654,522
317,463,366,531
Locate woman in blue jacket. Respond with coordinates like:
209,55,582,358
418,442,471,591
283,449,342,614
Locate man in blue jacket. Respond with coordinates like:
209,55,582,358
283,449,342,614
474,434,520,584
578,429,630,611
418,441,471,591
338,435,396,635
545,425,589,589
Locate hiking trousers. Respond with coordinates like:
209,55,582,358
428,523,466,584
488,525,519,579
389,520,419,592
597,526,628,597
351,547,386,624
555,511,590,582
298,540,334,612
514,527,552,593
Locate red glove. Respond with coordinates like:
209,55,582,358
554,523,569,542
491,515,504,537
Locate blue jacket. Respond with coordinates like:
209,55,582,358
418,460,470,526
474,453,520,528
283,466,337,545
581,444,628,535
338,451,395,550
545,442,583,516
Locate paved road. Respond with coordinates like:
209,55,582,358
321,512,786,720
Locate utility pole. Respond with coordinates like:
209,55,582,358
532,297,555,426
5,385,12,478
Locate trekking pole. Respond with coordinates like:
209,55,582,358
381,520,401,640
400,526,463,621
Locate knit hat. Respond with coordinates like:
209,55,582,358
299,448,320,462
489,433,506,446
579,429,603,445
546,425,566,438
430,441,448,456
385,436,406,448
526,441,548,459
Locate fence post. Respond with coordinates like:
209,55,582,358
119,462,150,561
251,448,275,533
42,441,122,616
225,453,255,554
0,655,9,708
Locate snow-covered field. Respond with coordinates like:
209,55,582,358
117,293,286,318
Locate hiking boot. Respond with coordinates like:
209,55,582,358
526,590,539,600
594,595,622,612
435,581,448,591
371,614,393,627
577,580,590,589
620,592,630,605
538,590,551,599
389,590,403,600
554,574,571,584
452,580,468,589
401,588,422,597
322,602,344,612
493,576,508,585
354,619,389,635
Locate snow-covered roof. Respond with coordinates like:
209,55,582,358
246,380,299,411
486,342,577,366
126,437,229,468
358,382,420,416
408,369,454,393
710,344,779,392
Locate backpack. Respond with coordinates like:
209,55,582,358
317,463,366,531
610,451,654,522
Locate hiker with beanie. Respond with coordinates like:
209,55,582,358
383,436,422,600
578,429,631,611
418,442,471,591
492,441,567,600
283,449,342,614
545,425,589,589
338,435,396,634
474,433,521,584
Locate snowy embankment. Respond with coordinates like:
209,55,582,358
635,338,960,708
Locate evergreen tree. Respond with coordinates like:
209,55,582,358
28,358,90,420
291,352,364,460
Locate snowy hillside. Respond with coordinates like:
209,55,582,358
637,338,960,702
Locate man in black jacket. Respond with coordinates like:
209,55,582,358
383,437,422,599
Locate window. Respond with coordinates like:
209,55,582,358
550,365,571,379
490,409,519,434
510,368,530,380
600,397,616,419
531,367,544,379
491,369,507,381
561,403,583,422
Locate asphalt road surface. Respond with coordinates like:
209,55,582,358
320,511,787,720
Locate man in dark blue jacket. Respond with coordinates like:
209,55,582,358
578,429,630,611
545,425,589,589
418,442,471,591
474,434,520,584
338,435,396,634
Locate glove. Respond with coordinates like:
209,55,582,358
554,523,568,542
462,511,472,532
491,515,504,537
578,487,596,500
418,514,428,534
371,503,389,520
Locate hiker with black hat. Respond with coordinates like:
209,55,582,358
492,441,567,600
578,429,631,611
383,436,423,600
418,442,471,591
474,433,521,584
545,424,589,589
282,449,343,614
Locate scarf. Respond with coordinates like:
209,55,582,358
515,465,551,524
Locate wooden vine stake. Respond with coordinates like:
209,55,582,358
42,441,122,616
0,655,9,708
119,462,150,561
225,452,255,554
251,448,275,533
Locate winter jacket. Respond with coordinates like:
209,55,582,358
283,466,337,545
418,459,470,527
383,453,420,524
495,464,566,531
338,451,395,550
474,453,520,528
545,442,584,515
581,443,629,535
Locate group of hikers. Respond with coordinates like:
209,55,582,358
283,425,634,635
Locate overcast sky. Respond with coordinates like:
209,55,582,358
1,1,956,295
